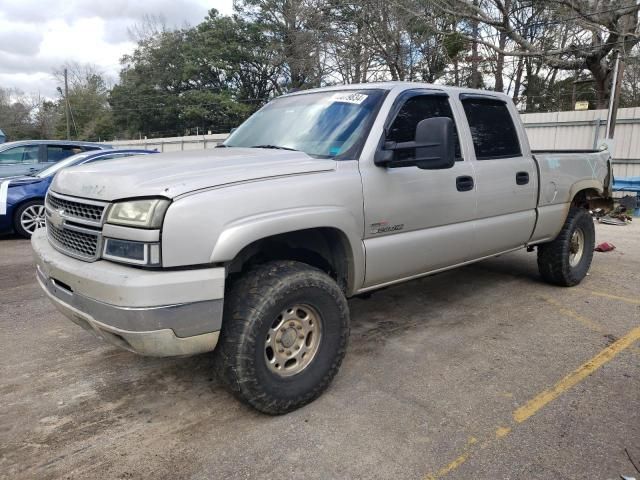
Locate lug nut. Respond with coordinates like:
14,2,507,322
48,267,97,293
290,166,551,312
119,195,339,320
299,334,304,339
289,322,295,327
286,350,291,356
278,348,284,353
296,325,302,330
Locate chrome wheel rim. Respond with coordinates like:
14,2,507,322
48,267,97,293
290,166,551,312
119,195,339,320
20,204,46,234
264,304,323,377
569,228,585,267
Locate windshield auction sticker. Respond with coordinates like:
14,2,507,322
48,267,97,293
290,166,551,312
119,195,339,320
332,92,368,105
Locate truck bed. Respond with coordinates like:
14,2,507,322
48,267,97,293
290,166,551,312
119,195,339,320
533,150,611,208
527,150,611,245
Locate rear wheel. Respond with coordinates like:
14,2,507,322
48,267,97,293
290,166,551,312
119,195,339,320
214,260,350,414
14,200,46,238
537,207,595,286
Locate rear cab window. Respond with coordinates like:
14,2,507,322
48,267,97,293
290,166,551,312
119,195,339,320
387,93,462,162
460,96,521,160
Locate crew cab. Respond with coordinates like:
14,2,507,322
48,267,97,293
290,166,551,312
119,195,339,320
31,83,612,414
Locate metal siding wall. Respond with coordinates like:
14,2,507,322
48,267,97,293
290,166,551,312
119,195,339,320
106,134,228,152
522,107,639,181
103,112,639,176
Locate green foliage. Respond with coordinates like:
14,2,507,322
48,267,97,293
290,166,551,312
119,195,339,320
11,0,637,141
108,9,279,138
442,32,465,60
0,88,60,141
522,75,597,113
54,69,112,141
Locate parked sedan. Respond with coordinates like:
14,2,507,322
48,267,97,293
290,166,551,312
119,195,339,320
0,149,157,238
0,140,113,179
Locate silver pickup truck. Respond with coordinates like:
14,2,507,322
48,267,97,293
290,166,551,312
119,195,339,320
32,83,612,414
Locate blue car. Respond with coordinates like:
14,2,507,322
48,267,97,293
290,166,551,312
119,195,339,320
0,149,157,238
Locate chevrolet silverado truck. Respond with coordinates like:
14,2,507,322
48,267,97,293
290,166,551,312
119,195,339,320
32,83,612,414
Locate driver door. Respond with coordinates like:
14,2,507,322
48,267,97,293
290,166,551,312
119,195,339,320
360,90,478,288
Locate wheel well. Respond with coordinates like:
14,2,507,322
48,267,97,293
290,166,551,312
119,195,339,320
226,228,352,293
571,188,613,211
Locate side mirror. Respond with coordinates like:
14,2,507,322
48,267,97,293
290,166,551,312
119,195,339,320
413,117,455,169
374,116,455,170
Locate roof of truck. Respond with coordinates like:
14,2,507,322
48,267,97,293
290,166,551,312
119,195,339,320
282,81,513,103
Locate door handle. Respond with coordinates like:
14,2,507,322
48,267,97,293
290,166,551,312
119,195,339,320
516,171,529,185
456,175,474,192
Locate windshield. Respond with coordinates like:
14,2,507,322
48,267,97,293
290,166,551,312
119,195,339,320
36,152,92,178
224,89,386,159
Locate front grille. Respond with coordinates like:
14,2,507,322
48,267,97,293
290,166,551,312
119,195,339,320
45,193,107,262
47,221,100,260
47,194,105,223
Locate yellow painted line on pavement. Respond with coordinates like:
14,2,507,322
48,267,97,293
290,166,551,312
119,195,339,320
541,296,605,333
542,296,640,355
513,326,640,423
583,289,640,305
424,326,640,479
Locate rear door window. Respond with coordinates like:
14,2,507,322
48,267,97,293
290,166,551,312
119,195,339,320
0,146,40,164
387,94,462,161
46,145,84,162
460,97,521,160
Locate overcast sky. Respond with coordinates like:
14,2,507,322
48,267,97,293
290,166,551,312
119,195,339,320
0,0,234,98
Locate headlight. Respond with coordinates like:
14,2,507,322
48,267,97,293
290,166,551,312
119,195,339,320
106,199,169,228
103,238,161,266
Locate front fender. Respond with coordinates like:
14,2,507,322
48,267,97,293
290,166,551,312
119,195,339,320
210,206,365,294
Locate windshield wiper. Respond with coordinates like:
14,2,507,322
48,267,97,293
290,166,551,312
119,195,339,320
250,144,299,152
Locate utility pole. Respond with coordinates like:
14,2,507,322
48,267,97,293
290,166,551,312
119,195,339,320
64,68,70,140
606,50,625,140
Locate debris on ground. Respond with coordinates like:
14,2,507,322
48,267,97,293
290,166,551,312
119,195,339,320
619,195,639,213
595,242,616,252
599,205,633,226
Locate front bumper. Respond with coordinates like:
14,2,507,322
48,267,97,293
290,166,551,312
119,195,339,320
32,229,225,357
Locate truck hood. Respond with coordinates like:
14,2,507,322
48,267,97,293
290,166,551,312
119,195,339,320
51,148,336,201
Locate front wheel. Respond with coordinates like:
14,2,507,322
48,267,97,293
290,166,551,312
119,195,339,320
214,260,350,414
14,200,46,238
537,207,595,286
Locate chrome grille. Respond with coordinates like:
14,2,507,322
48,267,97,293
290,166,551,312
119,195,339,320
47,193,105,223
47,221,100,260
45,192,108,262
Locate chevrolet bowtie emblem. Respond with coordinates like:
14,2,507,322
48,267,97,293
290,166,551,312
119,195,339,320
49,208,65,229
